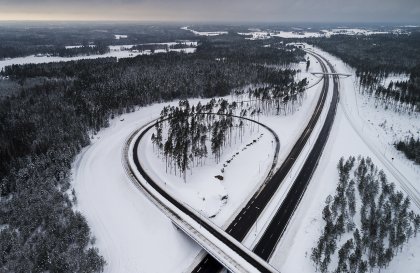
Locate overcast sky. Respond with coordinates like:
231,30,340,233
0,0,419,23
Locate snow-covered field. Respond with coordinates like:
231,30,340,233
72,101,204,273
0,43,197,72
323,28,389,36
181,26,228,36
269,46,420,273
0,51,142,72
237,27,409,40
115,34,128,39
238,30,323,40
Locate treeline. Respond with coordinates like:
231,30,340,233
56,44,110,57
356,69,420,109
234,76,308,116
0,79,106,272
309,33,420,74
132,42,195,52
197,35,306,65
0,39,303,272
357,64,420,113
395,137,420,164
311,156,420,273
309,33,420,111
359,79,420,113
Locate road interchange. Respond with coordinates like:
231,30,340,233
125,49,340,273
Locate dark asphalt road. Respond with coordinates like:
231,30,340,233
253,50,339,260
190,51,333,273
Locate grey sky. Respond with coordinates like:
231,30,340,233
0,0,419,22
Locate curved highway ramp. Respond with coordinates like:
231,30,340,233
123,120,279,273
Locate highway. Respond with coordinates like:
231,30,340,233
190,51,333,273
252,50,339,260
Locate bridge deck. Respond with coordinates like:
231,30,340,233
311,72,351,77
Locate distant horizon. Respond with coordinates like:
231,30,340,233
0,20,418,26
1,0,419,24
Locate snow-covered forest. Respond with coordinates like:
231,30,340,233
310,34,420,165
150,71,308,181
312,34,420,114
311,156,420,273
152,99,263,181
1,20,419,273
0,32,305,272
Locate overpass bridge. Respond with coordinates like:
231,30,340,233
311,72,351,77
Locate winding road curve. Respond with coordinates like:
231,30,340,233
124,113,282,273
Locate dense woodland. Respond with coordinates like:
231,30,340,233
311,156,420,273
310,33,420,166
309,33,420,74
151,65,308,180
309,33,420,113
233,76,308,115
0,23,197,59
395,137,420,164
153,99,241,180
0,35,304,272
56,44,110,57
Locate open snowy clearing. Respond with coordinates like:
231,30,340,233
269,46,420,273
115,34,128,39
181,26,228,36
